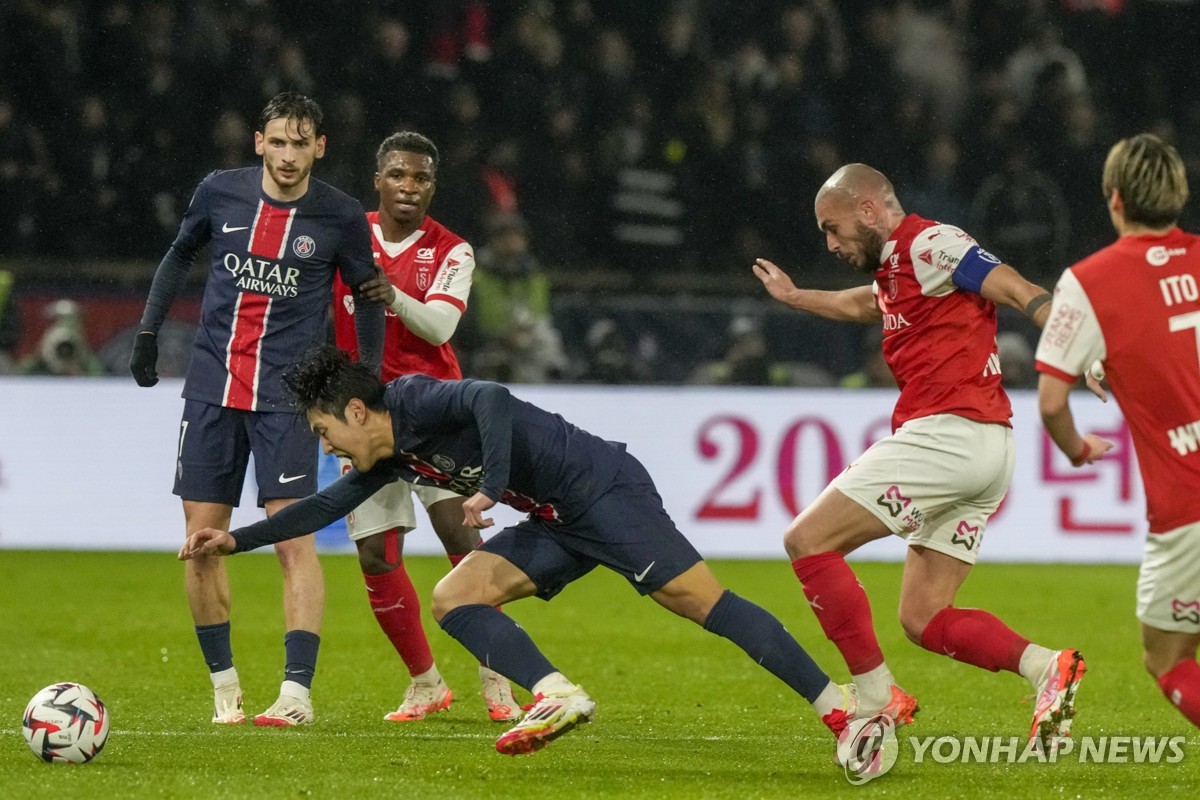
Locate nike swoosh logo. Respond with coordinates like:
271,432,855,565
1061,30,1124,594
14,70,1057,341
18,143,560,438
222,223,249,233
278,473,307,484
634,561,655,583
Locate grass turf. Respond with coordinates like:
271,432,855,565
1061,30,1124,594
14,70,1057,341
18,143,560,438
0,551,1195,798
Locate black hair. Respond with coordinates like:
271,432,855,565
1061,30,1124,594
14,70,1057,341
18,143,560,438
282,345,386,420
376,131,439,173
259,91,324,138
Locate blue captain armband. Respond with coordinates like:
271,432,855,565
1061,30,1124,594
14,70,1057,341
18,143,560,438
950,246,1002,294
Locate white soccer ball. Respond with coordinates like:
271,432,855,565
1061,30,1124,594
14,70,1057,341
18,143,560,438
22,682,110,764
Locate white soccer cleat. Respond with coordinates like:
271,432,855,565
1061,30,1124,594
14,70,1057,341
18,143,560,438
253,690,314,727
495,685,595,755
480,667,523,722
212,682,246,725
385,679,453,722
1031,649,1087,749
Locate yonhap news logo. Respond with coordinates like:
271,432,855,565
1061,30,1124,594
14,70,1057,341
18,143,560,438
908,735,1186,765
842,734,1187,784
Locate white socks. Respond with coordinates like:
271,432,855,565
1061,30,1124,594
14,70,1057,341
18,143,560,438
852,663,897,712
532,672,577,696
210,666,239,689
812,681,853,718
412,664,443,687
1019,644,1057,688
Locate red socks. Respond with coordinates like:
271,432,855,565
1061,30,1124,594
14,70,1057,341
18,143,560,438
363,561,433,677
920,607,1028,673
792,552,884,674
1158,658,1200,725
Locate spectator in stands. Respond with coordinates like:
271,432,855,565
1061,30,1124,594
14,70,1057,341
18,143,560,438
468,213,567,384
688,315,798,387
19,299,105,377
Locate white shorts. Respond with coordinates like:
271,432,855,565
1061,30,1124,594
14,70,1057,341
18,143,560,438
831,414,1015,565
338,457,464,541
1137,522,1200,633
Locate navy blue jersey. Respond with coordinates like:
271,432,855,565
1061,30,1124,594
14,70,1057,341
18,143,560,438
231,378,629,551
173,167,376,411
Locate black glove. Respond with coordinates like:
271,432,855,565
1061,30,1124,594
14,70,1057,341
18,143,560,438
129,331,159,387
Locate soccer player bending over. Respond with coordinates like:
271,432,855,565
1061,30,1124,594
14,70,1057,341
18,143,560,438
332,130,522,723
1037,134,1200,729
181,345,870,761
754,163,1090,749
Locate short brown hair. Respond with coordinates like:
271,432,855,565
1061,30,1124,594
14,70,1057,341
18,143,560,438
1102,134,1188,228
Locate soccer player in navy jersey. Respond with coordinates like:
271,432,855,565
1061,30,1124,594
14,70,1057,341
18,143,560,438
130,92,385,727
179,345,874,761
753,163,1089,749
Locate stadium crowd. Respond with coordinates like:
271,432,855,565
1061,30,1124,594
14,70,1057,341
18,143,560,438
2,0,1199,378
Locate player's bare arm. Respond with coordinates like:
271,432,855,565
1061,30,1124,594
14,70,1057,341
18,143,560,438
178,528,236,560
1037,373,1114,467
977,264,1054,327
753,259,882,322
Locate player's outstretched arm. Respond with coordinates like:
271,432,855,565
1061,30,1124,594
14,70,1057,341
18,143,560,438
178,528,236,560
752,259,880,322
361,269,464,346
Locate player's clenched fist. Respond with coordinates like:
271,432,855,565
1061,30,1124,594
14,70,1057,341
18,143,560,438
178,527,236,560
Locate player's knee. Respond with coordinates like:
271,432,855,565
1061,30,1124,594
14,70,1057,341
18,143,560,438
899,605,936,645
273,533,317,563
430,574,466,622
1143,647,1185,680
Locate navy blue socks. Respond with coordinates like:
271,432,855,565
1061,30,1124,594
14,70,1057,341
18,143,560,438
439,604,557,691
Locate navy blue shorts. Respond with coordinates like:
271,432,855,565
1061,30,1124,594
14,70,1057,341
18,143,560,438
173,399,318,507
480,453,702,599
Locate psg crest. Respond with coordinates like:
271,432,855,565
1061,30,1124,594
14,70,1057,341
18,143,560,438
292,235,316,258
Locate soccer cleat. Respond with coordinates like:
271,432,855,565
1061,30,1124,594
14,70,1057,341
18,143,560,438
480,668,522,722
494,686,596,755
820,683,859,738
862,684,919,728
212,683,246,725
1030,649,1086,749
385,679,453,722
253,692,314,727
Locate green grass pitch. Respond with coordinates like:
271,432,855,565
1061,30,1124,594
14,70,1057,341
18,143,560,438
0,551,1195,798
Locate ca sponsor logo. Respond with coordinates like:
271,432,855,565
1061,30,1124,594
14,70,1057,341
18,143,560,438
416,247,436,262
1147,245,1187,267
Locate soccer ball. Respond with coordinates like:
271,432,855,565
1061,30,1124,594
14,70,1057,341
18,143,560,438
22,682,110,764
